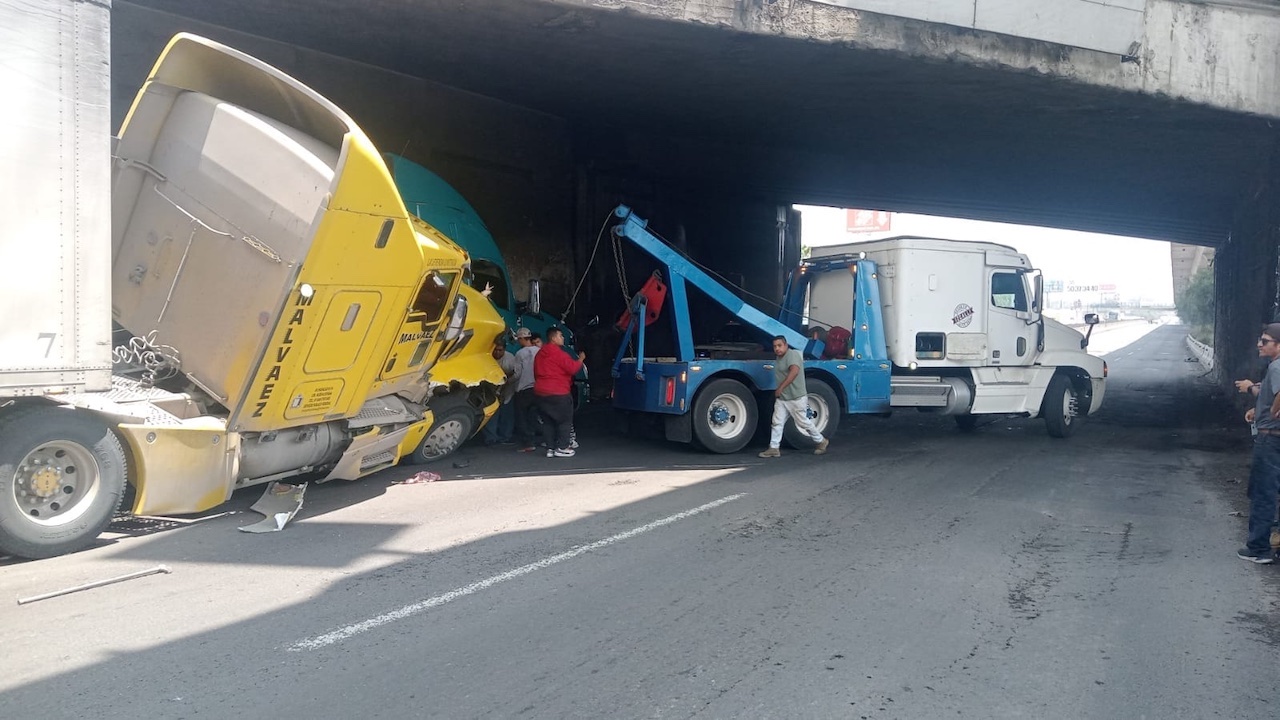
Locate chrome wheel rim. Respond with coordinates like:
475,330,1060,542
1062,387,1077,426
422,419,466,459
11,441,101,527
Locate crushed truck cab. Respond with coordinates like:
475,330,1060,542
0,31,503,559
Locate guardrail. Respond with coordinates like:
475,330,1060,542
1185,335,1214,371
1067,319,1148,332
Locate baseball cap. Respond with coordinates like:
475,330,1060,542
514,327,532,339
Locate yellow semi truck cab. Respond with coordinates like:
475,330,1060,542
0,33,504,559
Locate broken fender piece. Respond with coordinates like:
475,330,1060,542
238,482,307,533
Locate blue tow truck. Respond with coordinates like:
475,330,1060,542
609,206,1107,453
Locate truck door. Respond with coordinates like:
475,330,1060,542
987,270,1036,367
382,270,458,381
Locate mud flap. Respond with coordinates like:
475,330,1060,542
664,413,692,443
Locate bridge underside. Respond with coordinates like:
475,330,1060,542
115,1,1280,384
121,0,1272,247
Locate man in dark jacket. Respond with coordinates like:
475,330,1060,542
534,327,584,457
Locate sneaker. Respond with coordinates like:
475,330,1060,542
1236,548,1275,564
569,439,580,450
553,447,576,457
758,447,781,458
814,438,830,455
546,449,555,458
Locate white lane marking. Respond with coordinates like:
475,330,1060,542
288,493,749,651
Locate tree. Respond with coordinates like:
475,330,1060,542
1175,266,1214,339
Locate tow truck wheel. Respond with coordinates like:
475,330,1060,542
1042,374,1079,439
407,404,476,464
783,378,840,449
0,406,127,559
692,379,757,454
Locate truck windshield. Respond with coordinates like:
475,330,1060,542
471,260,509,311
991,272,1029,312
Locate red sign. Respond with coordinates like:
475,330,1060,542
846,209,892,234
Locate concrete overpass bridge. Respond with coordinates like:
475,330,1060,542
112,0,1280,379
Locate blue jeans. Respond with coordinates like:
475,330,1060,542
482,401,515,444
1245,434,1280,553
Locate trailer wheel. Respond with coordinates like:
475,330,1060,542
1042,374,1079,438
781,378,840,449
692,379,757,454
407,404,476,464
0,407,127,559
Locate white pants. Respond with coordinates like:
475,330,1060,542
769,396,824,448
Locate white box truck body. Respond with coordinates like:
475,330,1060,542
0,0,113,397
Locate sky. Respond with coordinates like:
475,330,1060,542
796,205,1175,306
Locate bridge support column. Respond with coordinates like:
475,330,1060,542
1215,145,1280,383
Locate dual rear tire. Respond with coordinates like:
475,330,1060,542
0,406,128,559
690,377,839,454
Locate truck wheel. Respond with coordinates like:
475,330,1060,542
407,405,476,464
1042,374,1079,438
0,407,127,559
692,379,757,454
783,378,840,449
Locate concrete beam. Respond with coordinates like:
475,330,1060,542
554,0,1280,118
1171,243,1215,297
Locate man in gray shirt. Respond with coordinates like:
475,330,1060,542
759,335,829,458
513,329,542,451
1238,322,1280,563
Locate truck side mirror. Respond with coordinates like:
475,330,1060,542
444,295,469,342
528,279,541,316
1084,313,1100,326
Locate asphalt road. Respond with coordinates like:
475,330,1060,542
1,323,1277,719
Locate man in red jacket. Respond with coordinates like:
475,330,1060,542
534,327,585,457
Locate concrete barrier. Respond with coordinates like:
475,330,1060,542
1185,335,1214,371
